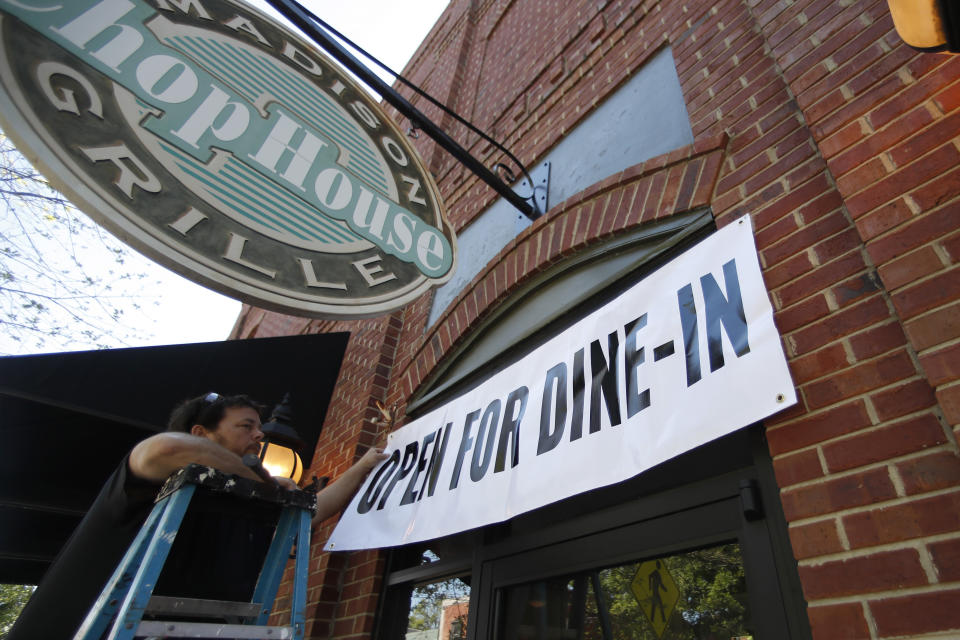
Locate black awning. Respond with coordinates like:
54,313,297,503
0,332,349,585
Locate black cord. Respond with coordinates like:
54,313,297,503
289,4,540,206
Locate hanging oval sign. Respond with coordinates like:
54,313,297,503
0,0,456,318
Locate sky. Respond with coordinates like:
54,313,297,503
1,0,449,355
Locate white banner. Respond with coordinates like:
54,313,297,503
326,216,796,551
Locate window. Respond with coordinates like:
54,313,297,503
377,532,478,640
405,576,471,640
411,210,715,416
428,47,694,327
497,543,751,639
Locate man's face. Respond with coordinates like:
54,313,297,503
205,406,264,457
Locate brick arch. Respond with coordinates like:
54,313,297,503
397,134,728,402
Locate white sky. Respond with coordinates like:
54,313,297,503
3,0,448,354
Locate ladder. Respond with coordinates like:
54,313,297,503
74,464,316,640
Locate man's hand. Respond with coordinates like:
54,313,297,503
275,477,299,491
311,446,390,526
357,446,390,471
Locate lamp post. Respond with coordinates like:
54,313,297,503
259,393,306,484
888,0,960,52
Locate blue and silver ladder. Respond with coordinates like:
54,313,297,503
74,464,315,640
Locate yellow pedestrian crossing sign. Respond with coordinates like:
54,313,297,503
631,559,680,638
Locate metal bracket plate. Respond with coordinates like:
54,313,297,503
517,161,550,218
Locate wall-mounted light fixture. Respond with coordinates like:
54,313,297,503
259,393,305,484
888,0,960,52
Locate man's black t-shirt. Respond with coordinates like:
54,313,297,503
8,455,160,640
8,456,276,639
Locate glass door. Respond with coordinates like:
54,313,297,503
497,542,753,640
378,429,809,640
470,464,808,640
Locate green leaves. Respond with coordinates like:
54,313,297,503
0,584,34,638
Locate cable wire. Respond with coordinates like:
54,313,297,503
292,6,539,205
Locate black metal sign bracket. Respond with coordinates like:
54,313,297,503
266,0,542,220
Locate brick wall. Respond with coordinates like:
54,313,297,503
240,0,960,637
231,308,400,639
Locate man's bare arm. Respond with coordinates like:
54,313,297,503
312,447,389,526
129,432,263,483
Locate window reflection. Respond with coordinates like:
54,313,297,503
405,576,471,640
498,543,751,640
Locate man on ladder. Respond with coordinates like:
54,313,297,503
8,392,388,640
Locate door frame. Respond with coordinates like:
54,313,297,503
376,426,811,639
473,471,792,638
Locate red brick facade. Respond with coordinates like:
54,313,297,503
231,1,960,637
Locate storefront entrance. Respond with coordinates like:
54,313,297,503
374,214,809,639
377,425,810,640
